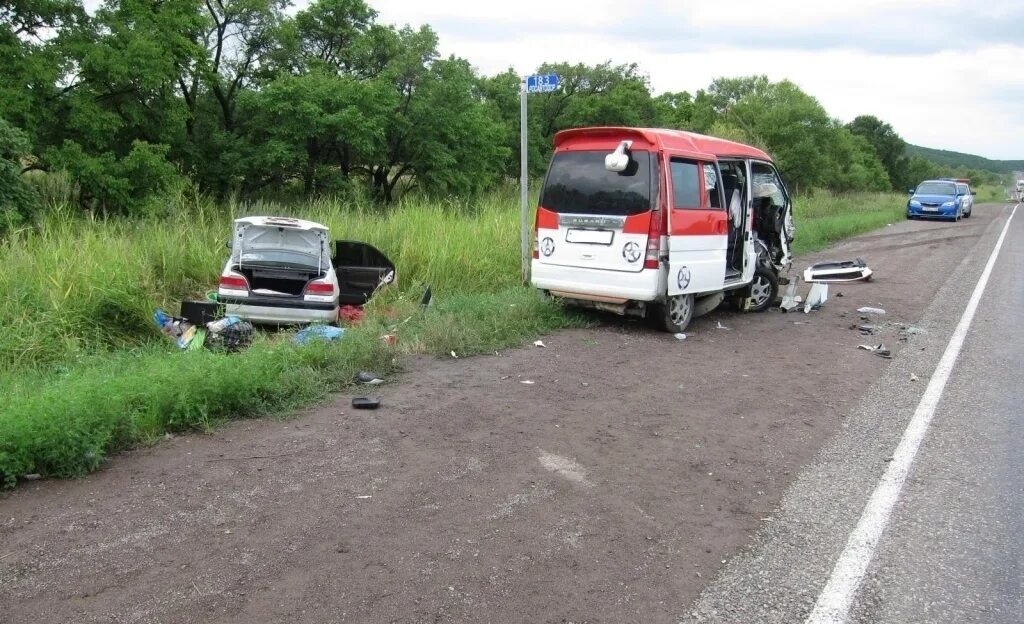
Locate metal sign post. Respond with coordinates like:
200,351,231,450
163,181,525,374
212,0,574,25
520,73,560,283
520,79,529,283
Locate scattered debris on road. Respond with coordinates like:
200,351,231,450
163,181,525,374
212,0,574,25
910,373,919,381
450,350,458,359
803,258,873,283
716,321,730,330
520,380,535,385
857,306,886,315
533,340,546,348
674,333,687,340
858,343,892,359
351,397,380,410
804,283,828,313
779,278,802,312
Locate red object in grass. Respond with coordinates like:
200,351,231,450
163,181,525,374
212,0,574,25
339,305,365,325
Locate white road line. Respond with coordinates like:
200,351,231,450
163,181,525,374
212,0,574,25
806,204,1020,624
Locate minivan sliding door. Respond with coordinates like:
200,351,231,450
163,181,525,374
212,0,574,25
666,158,728,296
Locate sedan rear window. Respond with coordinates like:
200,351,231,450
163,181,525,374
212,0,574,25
541,150,655,216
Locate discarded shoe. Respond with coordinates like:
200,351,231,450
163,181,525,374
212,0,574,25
355,371,384,385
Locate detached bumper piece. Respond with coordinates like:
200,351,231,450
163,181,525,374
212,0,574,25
803,258,873,283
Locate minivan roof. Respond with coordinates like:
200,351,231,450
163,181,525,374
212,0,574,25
553,127,771,162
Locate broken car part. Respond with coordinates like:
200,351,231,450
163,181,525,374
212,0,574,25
804,283,828,313
803,258,873,283
779,278,800,312
857,306,886,315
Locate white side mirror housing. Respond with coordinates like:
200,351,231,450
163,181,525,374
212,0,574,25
605,140,633,172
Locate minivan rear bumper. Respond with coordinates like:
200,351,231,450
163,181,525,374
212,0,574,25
531,260,663,302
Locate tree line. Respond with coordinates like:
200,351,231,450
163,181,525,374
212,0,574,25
0,0,1001,225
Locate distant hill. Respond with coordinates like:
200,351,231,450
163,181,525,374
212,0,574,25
907,144,1024,174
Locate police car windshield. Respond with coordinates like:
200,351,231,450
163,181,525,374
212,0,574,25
541,150,654,216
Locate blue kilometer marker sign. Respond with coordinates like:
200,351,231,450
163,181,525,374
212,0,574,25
526,74,561,93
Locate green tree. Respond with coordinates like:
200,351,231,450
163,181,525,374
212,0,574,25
846,115,906,189
0,117,39,225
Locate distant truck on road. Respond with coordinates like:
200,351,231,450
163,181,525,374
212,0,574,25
1016,179,1024,200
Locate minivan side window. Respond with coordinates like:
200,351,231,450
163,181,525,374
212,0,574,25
670,159,701,209
703,163,724,209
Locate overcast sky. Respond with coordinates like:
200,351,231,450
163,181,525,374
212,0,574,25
368,0,1024,160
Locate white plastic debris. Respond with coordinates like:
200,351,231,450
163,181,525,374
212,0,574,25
780,278,800,312
674,333,687,340
520,380,535,385
716,321,730,330
450,351,458,359
533,340,546,348
804,283,828,313
857,306,886,315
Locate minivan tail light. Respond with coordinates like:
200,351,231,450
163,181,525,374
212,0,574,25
305,280,335,295
643,238,660,270
219,274,248,290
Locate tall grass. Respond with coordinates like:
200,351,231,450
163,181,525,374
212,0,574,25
0,190,523,373
0,187,907,485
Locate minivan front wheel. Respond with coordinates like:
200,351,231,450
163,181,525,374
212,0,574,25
746,267,779,312
660,293,694,333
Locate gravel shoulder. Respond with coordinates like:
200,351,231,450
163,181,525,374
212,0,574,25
0,206,1006,624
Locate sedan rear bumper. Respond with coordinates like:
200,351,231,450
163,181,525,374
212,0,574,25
219,296,338,325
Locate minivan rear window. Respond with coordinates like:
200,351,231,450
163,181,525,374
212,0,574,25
541,150,654,216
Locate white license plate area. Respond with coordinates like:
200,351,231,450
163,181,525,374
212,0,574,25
922,206,939,212
566,229,614,245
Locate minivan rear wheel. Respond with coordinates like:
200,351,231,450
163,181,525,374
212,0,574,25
659,293,694,333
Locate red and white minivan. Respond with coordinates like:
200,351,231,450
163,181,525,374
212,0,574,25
531,127,795,332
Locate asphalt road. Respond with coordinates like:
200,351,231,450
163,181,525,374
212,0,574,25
848,205,1023,624
686,202,1022,623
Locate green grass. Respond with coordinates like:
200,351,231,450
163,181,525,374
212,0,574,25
791,191,905,254
0,187,906,486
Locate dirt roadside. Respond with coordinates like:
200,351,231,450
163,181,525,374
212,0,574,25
0,207,1002,624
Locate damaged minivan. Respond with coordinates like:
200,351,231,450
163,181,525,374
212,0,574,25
218,216,395,325
531,127,794,332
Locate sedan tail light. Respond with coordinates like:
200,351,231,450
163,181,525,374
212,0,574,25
219,273,249,290
305,280,335,296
